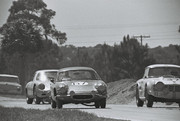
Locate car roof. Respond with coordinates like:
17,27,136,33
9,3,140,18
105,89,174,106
0,74,18,78
36,69,59,73
59,67,95,72
147,64,180,68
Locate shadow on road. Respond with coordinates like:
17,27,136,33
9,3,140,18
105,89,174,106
151,106,179,110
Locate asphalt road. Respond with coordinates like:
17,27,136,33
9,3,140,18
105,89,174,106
0,95,180,121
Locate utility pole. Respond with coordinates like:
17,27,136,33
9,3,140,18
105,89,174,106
133,35,150,46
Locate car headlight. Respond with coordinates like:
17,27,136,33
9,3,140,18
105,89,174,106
95,82,107,94
57,83,68,95
154,82,164,91
17,86,21,91
38,83,45,90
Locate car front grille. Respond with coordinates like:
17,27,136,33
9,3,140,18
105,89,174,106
168,85,180,92
73,95,93,100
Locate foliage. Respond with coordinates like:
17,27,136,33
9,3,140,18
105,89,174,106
89,37,156,81
0,0,66,90
1,35,180,89
93,44,113,82
149,45,180,65
0,19,43,53
0,0,66,54
111,37,155,79
0,106,121,121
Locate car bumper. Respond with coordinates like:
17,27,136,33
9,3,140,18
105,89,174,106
148,84,180,100
56,91,106,103
36,90,51,98
152,91,180,99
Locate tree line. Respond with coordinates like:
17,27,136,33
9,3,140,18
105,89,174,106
0,0,179,92
0,35,156,88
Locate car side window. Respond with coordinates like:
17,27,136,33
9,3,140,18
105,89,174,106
58,72,66,81
36,73,40,80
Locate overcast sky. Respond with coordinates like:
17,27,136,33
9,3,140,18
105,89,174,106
0,0,180,48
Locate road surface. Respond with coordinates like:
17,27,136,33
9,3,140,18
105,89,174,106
0,95,179,121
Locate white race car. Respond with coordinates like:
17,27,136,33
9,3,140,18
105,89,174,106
136,64,180,107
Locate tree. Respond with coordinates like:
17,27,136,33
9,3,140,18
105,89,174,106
0,0,67,53
0,0,67,91
112,36,155,79
93,43,113,82
0,19,43,53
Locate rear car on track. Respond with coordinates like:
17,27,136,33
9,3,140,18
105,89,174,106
50,67,107,109
136,64,180,107
0,74,22,95
25,69,58,104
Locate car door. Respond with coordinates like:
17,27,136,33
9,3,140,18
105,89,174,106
26,72,38,97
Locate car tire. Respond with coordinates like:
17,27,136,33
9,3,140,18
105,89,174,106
35,96,41,104
33,86,41,104
26,89,33,104
57,100,63,109
51,98,56,109
100,98,106,108
26,97,33,104
145,88,153,107
136,86,144,107
95,101,100,108
48,100,51,104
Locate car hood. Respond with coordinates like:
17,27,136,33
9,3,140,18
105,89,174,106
41,81,51,90
59,80,105,93
152,77,180,85
0,82,21,86
63,80,104,86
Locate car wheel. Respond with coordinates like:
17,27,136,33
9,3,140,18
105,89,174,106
48,100,51,104
26,97,33,104
51,98,56,109
57,100,63,109
42,100,45,104
100,98,106,108
145,88,153,107
33,86,41,104
95,101,100,108
26,89,33,104
178,103,180,108
136,86,144,107
35,96,41,104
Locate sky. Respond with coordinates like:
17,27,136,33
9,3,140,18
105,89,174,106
0,0,180,48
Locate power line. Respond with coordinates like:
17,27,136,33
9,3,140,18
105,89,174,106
56,22,179,30
133,35,150,46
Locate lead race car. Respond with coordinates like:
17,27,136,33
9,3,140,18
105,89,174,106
50,67,107,109
25,69,58,104
136,64,180,107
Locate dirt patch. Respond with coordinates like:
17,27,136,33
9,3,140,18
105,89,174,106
107,79,136,104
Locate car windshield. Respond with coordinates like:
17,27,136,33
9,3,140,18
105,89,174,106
37,71,57,82
148,67,180,78
0,76,19,83
58,70,101,81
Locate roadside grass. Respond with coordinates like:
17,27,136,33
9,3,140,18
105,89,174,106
0,106,125,121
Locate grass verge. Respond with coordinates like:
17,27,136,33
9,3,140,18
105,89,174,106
0,106,125,121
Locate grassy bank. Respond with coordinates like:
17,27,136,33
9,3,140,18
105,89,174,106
0,106,125,121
